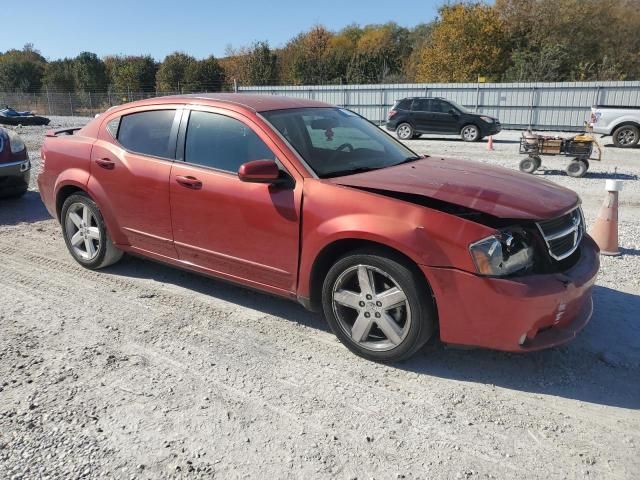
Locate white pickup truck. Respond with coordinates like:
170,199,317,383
590,105,640,148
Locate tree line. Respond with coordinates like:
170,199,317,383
1,0,638,94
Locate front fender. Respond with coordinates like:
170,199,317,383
297,180,494,299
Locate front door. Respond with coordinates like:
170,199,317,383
169,109,302,293
429,99,460,134
89,107,180,257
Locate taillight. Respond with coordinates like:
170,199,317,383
388,109,397,119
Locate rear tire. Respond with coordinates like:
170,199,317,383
396,123,414,141
321,250,435,363
612,125,639,148
61,192,123,270
566,159,589,178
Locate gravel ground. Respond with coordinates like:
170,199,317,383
0,117,639,479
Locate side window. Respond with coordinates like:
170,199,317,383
185,111,275,173
432,100,451,113
411,99,429,112
396,99,412,110
117,110,176,159
106,117,120,139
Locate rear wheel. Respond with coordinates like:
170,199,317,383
612,125,639,148
461,124,480,142
566,159,589,178
321,250,435,362
61,192,123,269
519,155,541,174
396,123,414,141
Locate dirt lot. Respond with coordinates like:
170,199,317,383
1,118,639,479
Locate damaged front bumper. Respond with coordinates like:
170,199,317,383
421,235,600,352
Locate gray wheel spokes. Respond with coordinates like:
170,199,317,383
351,313,374,343
69,212,83,228
377,313,404,345
331,264,411,352
357,265,375,296
66,203,101,261
377,286,406,310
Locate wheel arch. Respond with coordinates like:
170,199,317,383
305,238,438,323
611,121,640,135
55,183,87,220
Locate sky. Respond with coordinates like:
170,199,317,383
2,0,444,61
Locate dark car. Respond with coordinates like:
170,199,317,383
385,97,501,142
0,127,30,198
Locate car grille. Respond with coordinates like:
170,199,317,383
536,208,584,260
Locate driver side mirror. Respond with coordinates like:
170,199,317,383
238,159,293,187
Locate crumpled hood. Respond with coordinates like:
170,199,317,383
328,156,579,220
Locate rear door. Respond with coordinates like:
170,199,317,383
89,106,180,257
410,99,433,132
169,108,302,293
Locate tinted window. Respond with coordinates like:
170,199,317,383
117,110,176,159
263,107,417,179
185,111,275,173
395,99,412,110
412,99,429,111
431,100,451,113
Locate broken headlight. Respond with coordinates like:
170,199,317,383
469,230,534,276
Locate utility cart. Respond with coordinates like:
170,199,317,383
518,130,602,178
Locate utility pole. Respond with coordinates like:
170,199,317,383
233,79,238,93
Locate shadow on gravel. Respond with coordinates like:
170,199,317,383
535,169,638,180
106,255,329,333
0,190,51,226
403,285,640,410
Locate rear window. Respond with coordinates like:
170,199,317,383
394,99,412,110
117,110,176,159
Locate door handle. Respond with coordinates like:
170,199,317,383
95,158,115,170
175,175,202,190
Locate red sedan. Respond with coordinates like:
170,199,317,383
38,94,599,362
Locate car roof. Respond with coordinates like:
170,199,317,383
121,93,332,113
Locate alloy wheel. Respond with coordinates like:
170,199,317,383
462,125,479,141
616,127,637,146
331,265,411,352
397,124,412,140
65,202,101,261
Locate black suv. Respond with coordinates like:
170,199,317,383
385,97,501,142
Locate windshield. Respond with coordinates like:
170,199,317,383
261,107,419,178
447,100,471,114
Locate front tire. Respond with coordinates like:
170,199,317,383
396,123,414,141
519,155,541,174
61,192,123,269
321,250,435,362
461,124,480,142
612,125,639,148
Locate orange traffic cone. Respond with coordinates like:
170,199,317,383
487,135,494,151
589,179,622,256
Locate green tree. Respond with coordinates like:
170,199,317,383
43,59,76,91
0,44,46,92
156,52,195,92
246,41,277,86
105,55,156,93
183,56,225,92
74,52,107,91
